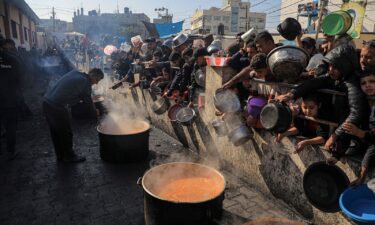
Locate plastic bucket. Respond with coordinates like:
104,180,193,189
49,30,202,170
322,11,352,36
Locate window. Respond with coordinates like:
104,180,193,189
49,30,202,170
204,15,212,22
24,27,28,41
214,16,221,21
258,18,265,23
11,20,18,39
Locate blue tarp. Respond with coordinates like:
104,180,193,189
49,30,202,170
155,21,184,39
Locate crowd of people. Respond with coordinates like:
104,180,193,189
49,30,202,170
1,26,375,185
102,30,375,186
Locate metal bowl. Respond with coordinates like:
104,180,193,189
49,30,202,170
267,46,309,83
176,107,196,126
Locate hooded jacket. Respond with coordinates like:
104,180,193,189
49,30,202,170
292,44,368,138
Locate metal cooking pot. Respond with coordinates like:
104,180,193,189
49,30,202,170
214,89,241,113
168,104,183,122
211,119,228,137
303,162,350,213
267,46,309,83
151,97,170,115
194,69,206,88
260,102,292,134
227,125,251,146
277,17,302,41
173,34,189,48
223,113,244,131
176,107,196,126
97,121,150,163
139,162,226,225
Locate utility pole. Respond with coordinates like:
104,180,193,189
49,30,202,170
315,0,328,48
52,7,56,32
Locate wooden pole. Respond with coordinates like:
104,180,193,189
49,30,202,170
315,0,327,49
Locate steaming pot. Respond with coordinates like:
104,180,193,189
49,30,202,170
97,121,150,163
138,162,226,225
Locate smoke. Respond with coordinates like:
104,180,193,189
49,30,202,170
97,74,149,135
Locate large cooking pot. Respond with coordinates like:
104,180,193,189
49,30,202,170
139,162,226,225
267,46,309,83
214,89,241,113
151,97,170,115
211,119,228,137
228,125,251,146
176,107,196,126
260,102,292,133
303,162,350,213
243,217,306,225
97,121,150,163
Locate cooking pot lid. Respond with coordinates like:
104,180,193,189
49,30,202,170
303,162,350,212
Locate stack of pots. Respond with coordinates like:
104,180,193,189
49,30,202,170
213,89,251,146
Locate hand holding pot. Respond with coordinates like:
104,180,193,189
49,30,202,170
276,92,294,103
323,134,337,152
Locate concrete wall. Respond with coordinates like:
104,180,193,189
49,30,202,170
119,66,373,225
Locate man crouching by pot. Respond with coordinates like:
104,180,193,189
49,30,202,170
43,68,104,163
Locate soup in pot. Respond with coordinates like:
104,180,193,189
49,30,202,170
155,177,223,203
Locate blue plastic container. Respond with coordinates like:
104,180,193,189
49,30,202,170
339,185,375,224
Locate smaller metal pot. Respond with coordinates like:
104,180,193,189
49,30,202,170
176,107,196,126
223,113,244,131
151,97,170,115
214,89,241,113
211,119,228,137
168,104,183,122
260,102,292,134
228,125,251,146
149,85,162,95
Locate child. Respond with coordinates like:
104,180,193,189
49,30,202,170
342,69,375,186
276,93,329,154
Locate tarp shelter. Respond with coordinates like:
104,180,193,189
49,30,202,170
142,21,184,38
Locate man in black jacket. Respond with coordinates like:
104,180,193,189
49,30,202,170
277,45,368,163
43,68,104,163
0,40,23,160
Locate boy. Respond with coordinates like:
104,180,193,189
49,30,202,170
342,69,375,185
276,94,329,154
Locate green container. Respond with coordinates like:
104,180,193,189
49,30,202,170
322,11,352,36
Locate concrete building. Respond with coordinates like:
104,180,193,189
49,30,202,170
191,0,266,35
0,0,39,50
39,18,68,33
72,7,150,40
280,0,375,33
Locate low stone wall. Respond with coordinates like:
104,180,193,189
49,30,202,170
120,66,373,225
